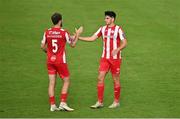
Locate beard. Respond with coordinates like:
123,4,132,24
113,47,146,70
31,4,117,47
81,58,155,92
106,22,110,25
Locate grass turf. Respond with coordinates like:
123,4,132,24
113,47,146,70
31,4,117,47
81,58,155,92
0,0,180,117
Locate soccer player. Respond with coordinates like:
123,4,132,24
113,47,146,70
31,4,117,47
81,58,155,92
79,11,127,109
41,12,83,111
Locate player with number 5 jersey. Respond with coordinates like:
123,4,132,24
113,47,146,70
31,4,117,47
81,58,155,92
42,27,72,64
41,12,83,112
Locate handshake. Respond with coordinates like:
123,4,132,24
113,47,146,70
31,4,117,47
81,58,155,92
71,26,83,47
75,26,83,36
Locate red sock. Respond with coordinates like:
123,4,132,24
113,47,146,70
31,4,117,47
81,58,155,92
49,96,55,105
97,83,104,103
114,83,121,103
60,93,67,102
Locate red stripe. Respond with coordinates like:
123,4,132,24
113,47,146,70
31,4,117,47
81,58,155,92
110,26,116,59
110,35,113,59
117,27,121,58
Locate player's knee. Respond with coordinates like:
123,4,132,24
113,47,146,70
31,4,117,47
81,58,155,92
114,80,120,85
63,77,70,83
113,77,120,85
49,80,55,86
97,75,104,83
112,73,119,79
112,75,119,81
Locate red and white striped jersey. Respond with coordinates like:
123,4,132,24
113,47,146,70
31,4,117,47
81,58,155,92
41,27,72,64
94,25,126,59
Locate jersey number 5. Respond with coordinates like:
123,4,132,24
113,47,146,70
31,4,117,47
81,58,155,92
52,39,58,53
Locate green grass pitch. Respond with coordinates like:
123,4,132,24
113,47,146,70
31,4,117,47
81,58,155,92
0,0,180,118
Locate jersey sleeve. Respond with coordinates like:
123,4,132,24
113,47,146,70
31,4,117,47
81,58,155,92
119,28,126,41
65,31,72,44
94,27,102,38
41,32,47,44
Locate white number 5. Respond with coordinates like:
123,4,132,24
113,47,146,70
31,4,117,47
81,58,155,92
52,39,58,53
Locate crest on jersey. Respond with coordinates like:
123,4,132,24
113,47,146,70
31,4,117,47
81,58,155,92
50,55,56,62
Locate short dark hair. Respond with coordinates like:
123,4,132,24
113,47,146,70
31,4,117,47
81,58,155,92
51,12,62,25
105,11,116,19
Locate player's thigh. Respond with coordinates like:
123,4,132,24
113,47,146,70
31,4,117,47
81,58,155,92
98,71,107,81
56,63,70,80
47,63,57,75
48,74,57,80
48,74,57,86
111,73,120,83
99,58,110,73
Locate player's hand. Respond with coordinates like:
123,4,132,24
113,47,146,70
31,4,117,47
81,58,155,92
75,26,83,35
112,48,120,56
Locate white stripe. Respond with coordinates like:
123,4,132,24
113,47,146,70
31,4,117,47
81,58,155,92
94,27,102,36
101,26,106,39
113,26,119,59
101,26,106,58
60,28,65,31
65,32,71,44
41,32,46,44
119,28,125,41
106,28,111,59
63,51,66,63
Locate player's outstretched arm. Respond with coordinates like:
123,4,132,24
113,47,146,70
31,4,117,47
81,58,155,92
112,39,127,56
79,34,98,42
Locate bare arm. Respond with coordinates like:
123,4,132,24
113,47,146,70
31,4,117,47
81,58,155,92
41,43,47,53
112,39,127,56
118,38,127,51
40,32,47,53
69,34,78,48
79,34,98,42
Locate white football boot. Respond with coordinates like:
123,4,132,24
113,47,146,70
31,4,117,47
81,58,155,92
50,104,60,112
59,102,74,111
90,101,103,109
108,102,120,109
